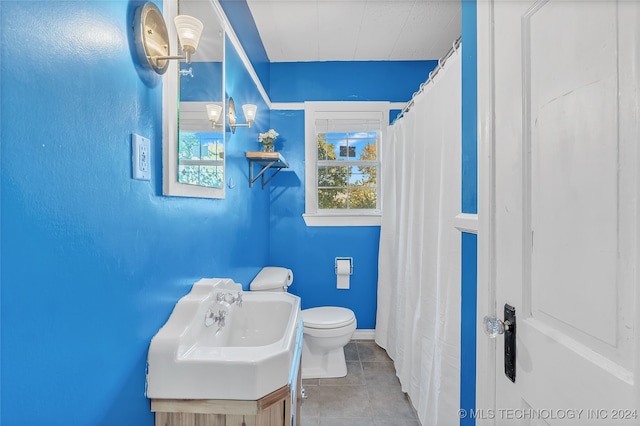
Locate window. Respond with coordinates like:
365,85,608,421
178,131,224,188
304,102,389,227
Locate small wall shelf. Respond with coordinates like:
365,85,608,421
246,152,289,189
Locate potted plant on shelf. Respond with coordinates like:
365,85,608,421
258,129,279,152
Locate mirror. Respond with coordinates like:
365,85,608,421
163,0,226,198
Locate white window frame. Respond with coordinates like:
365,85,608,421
303,101,389,227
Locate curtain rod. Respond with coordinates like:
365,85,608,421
394,36,462,123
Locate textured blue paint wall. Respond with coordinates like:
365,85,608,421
179,62,223,102
0,3,269,425
216,0,439,330
270,61,438,103
262,50,436,332
265,72,436,329
218,0,450,334
267,110,380,328
263,64,437,332
225,39,274,209
218,0,270,95
460,1,478,425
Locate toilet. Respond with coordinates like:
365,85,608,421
250,266,357,379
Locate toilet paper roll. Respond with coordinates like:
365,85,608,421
336,259,351,275
336,259,351,289
337,275,350,289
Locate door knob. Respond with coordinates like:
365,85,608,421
483,315,512,338
483,304,516,382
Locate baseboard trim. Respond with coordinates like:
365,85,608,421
352,329,375,340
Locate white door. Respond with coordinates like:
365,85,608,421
477,1,640,425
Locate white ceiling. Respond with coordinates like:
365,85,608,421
245,0,461,62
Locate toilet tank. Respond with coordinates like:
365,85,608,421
250,267,294,292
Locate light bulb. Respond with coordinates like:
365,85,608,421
174,15,204,54
242,104,258,122
206,104,223,125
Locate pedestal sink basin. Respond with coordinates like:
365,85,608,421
146,278,302,400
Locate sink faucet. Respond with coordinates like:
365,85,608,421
216,290,243,307
204,308,227,329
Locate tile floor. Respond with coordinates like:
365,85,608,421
300,340,420,426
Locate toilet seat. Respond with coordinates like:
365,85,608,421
302,307,355,329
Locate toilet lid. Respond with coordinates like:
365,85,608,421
301,307,355,329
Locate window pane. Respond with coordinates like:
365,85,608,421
178,132,224,188
318,166,348,187
318,188,348,209
351,165,377,186
349,167,377,186
352,137,377,161
348,187,377,209
317,134,335,161
323,133,347,161
318,132,377,162
179,132,224,161
179,165,223,188
203,140,224,160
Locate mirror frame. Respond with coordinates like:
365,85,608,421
162,0,226,199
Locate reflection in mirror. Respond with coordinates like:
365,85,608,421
162,0,225,198
178,0,224,189
177,103,224,188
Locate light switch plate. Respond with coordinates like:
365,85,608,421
132,133,151,181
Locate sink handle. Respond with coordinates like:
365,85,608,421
204,309,215,327
217,309,226,327
204,308,227,328
216,290,243,307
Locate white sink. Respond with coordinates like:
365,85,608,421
146,278,302,400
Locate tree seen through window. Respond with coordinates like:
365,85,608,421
317,131,378,210
178,132,224,188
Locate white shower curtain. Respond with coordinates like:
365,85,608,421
375,48,461,426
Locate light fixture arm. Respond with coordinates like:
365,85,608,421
150,52,192,63
152,54,187,61
134,2,203,74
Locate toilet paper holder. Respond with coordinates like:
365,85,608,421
335,257,353,275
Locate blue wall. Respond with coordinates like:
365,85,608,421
179,62,223,102
0,0,475,423
267,108,380,328
219,0,271,95
225,36,273,211
270,61,438,103
460,1,478,425
266,62,436,329
219,0,440,329
1,2,269,424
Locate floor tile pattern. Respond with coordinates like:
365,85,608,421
300,340,420,426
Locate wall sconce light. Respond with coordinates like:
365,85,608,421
134,2,204,75
228,97,258,133
206,104,223,128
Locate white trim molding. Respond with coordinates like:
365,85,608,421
302,213,381,227
352,329,375,340
272,101,407,112
213,0,271,109
454,213,479,234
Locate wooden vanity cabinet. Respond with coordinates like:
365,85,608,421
151,362,302,426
